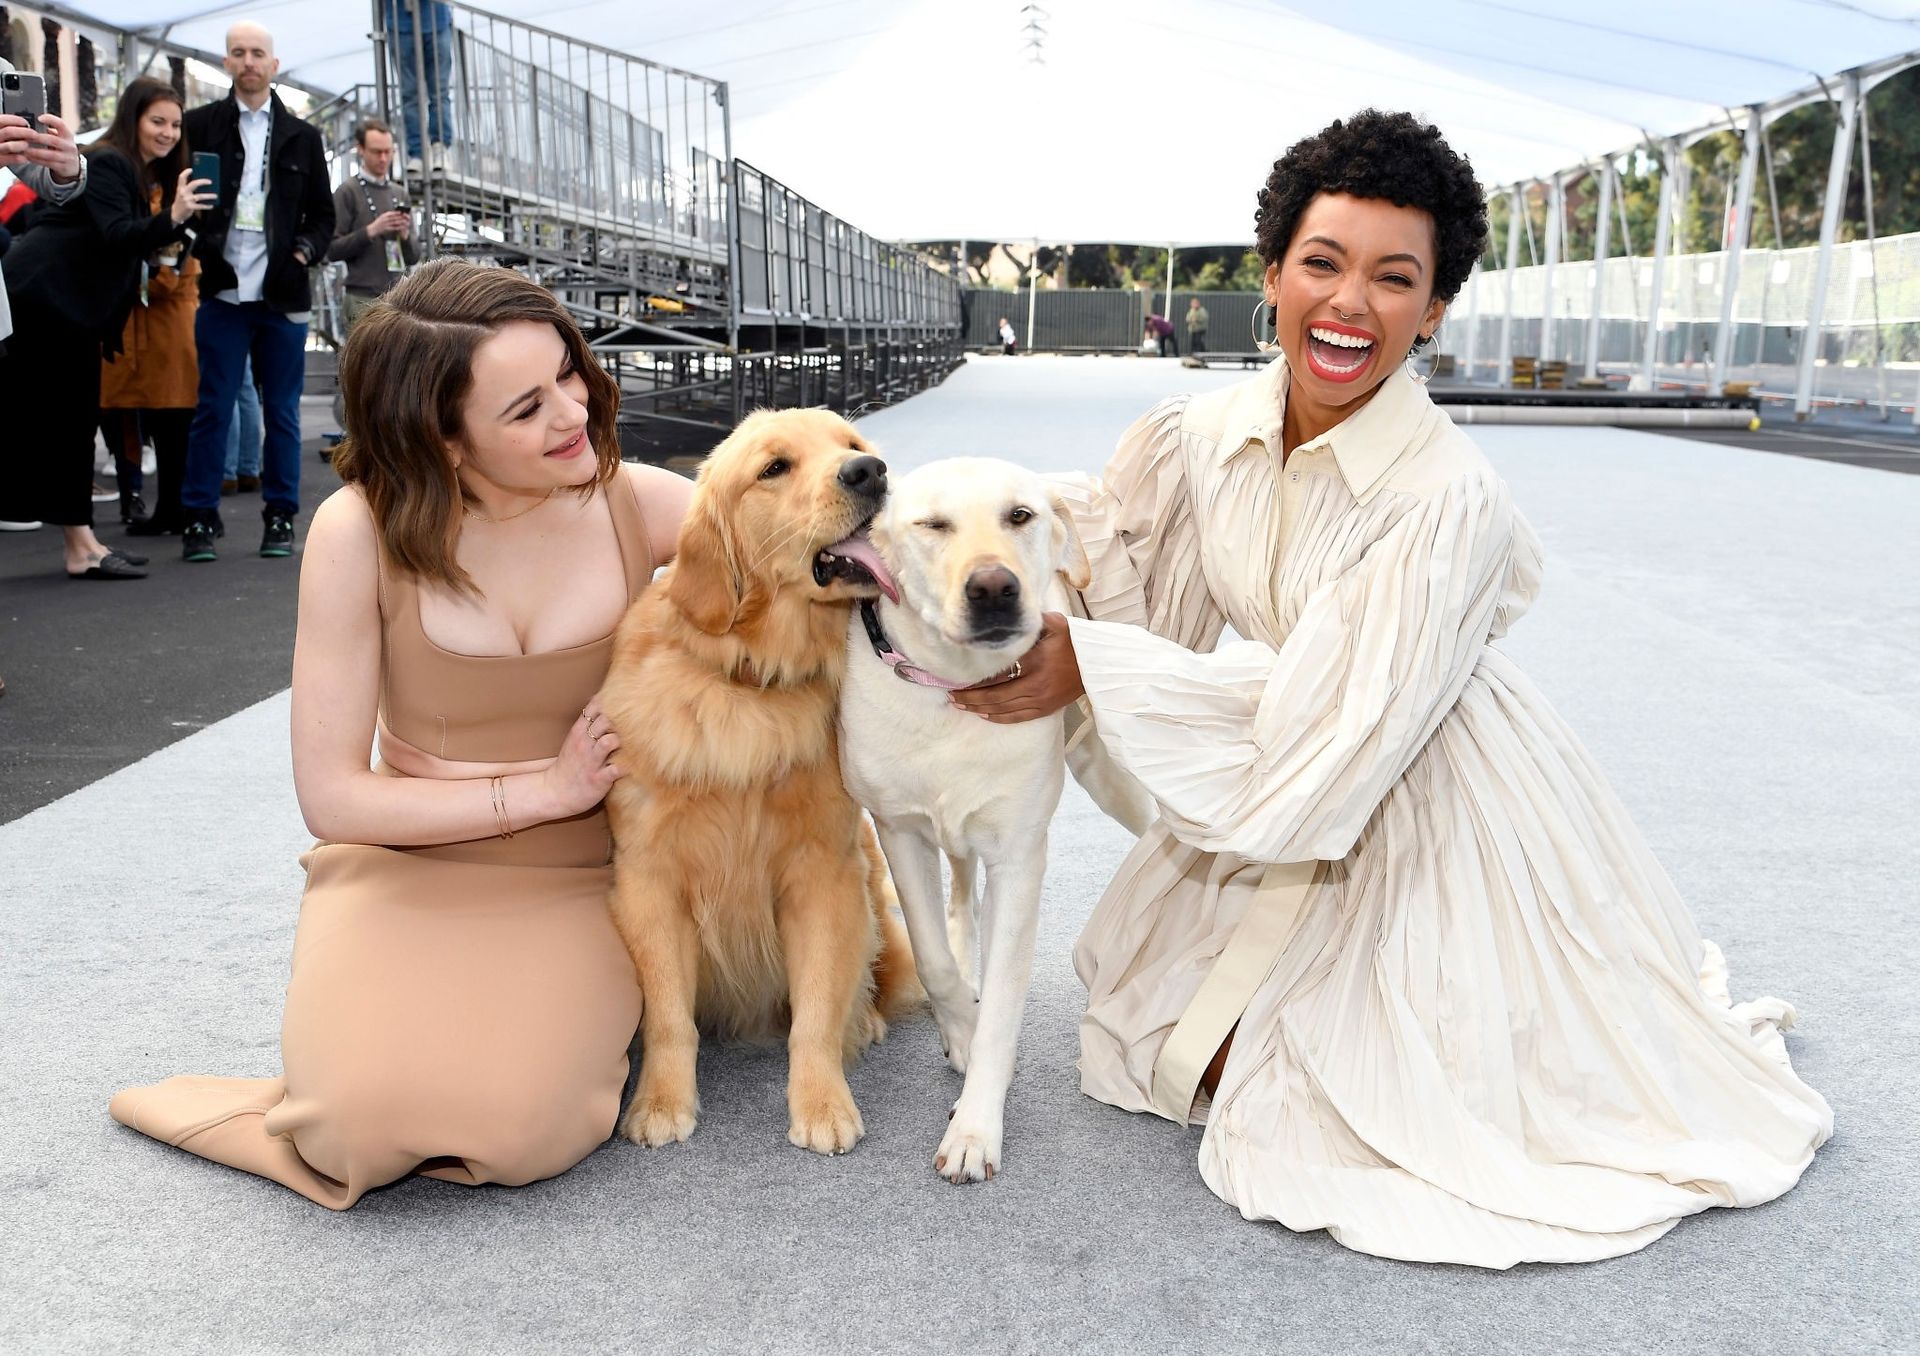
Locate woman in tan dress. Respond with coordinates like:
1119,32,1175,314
110,261,693,1208
955,112,1832,1266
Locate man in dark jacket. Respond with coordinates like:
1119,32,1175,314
178,21,334,564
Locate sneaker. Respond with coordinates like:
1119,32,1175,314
92,481,119,503
260,514,295,558
237,474,261,493
120,494,148,525
0,520,42,532
183,520,218,562
406,154,424,179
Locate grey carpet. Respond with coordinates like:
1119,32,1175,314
4,355,1914,1354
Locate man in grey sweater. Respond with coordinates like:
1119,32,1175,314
326,118,416,334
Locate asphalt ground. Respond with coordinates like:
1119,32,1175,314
1660,417,1920,475
1,403,338,822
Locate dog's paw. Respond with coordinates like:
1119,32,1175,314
788,1083,865,1155
936,1006,978,1075
620,1092,698,1148
934,1115,1002,1184
844,1001,888,1054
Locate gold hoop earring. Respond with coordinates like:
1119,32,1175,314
1250,299,1279,353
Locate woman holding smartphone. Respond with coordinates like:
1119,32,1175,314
0,75,212,578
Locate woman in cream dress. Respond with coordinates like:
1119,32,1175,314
955,112,1832,1267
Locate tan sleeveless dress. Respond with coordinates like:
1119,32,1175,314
109,481,652,1209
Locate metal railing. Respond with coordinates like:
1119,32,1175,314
367,0,961,455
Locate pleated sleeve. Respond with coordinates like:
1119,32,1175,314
1068,471,1517,864
1051,397,1227,653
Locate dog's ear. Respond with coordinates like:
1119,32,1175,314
668,497,744,635
1049,491,1091,591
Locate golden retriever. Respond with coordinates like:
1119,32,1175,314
600,408,921,1156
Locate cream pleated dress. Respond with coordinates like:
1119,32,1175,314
1054,356,1833,1268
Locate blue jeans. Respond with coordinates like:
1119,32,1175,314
223,356,263,479
183,300,308,520
389,0,455,159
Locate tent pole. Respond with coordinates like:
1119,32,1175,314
1857,94,1888,421
1584,160,1613,381
1542,174,1564,361
1025,238,1039,354
1462,260,1482,385
1795,73,1859,421
1164,243,1175,347
1709,106,1762,395
1498,183,1521,386
1639,140,1677,393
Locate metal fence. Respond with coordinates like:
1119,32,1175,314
737,163,960,329
965,288,1262,352
1441,228,1920,410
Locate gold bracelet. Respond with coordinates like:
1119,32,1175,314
490,775,515,839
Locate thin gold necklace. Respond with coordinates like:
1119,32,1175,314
464,489,556,524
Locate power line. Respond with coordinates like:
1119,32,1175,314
1461,1,1811,73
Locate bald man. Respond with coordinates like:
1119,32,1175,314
178,21,334,564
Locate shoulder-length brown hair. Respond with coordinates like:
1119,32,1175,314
331,259,623,593
90,76,186,210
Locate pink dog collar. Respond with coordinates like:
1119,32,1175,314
859,600,1021,691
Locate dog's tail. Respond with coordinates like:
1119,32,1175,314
862,820,926,1019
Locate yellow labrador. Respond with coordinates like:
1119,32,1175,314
837,457,1152,1182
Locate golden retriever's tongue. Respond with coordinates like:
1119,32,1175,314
825,529,899,601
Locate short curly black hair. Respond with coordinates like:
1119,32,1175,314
1254,110,1487,307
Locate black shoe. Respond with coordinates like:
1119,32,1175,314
127,512,185,537
260,514,295,558
68,549,148,580
120,494,147,525
183,520,218,562
111,545,149,566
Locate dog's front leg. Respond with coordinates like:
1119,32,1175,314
612,859,702,1147
936,838,1045,1183
874,821,978,1073
775,839,870,1155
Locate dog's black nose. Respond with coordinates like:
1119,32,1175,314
838,455,887,495
965,566,1020,607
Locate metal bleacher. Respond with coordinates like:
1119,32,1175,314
355,0,962,462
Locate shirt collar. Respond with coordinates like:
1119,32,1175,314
1215,351,1437,504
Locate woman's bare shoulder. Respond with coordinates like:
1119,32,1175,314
304,484,381,571
621,459,695,501
621,461,696,562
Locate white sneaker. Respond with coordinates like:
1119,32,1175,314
91,482,119,503
430,142,450,176
141,447,157,476
406,155,424,179
0,520,43,531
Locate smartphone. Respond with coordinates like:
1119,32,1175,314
191,150,221,199
1,70,47,133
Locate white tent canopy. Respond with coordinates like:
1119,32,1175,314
63,0,1920,242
